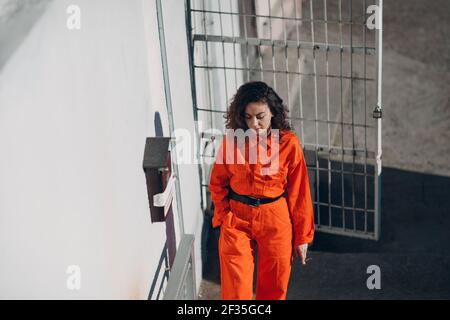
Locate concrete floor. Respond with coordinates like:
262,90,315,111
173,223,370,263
199,169,450,300
199,0,450,300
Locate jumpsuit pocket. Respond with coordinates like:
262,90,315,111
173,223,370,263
266,200,292,227
262,167,287,186
222,211,232,226
221,210,237,230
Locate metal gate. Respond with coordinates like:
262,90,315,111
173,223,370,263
186,0,382,240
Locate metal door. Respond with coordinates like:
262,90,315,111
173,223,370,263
186,0,382,240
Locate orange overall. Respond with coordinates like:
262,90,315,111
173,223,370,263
208,130,314,300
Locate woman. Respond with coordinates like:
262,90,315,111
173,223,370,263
208,81,314,300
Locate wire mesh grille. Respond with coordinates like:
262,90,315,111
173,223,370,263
187,0,382,240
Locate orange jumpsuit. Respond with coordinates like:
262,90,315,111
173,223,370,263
208,129,314,300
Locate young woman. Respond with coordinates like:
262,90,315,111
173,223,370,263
208,81,315,300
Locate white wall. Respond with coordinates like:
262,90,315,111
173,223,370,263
0,0,203,299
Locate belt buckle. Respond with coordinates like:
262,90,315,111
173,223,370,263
248,196,260,207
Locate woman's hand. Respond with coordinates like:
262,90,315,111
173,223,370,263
295,244,309,265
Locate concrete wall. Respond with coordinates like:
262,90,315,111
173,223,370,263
0,0,203,299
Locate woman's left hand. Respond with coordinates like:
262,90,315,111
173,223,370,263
295,244,309,265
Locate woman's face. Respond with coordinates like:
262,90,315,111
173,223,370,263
244,102,273,132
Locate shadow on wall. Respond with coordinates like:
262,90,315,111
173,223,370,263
0,0,52,72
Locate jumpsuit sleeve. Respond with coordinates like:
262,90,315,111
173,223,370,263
286,136,315,247
208,136,231,228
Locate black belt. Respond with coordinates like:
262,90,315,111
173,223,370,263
228,188,285,207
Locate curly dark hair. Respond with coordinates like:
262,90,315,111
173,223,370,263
225,81,292,132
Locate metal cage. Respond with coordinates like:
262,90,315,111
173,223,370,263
186,0,382,240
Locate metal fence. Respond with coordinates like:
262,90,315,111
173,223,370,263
163,234,197,300
186,0,382,240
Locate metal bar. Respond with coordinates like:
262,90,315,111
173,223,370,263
201,157,377,173
302,143,377,158
194,132,378,160
257,7,264,81
268,0,276,88
281,0,290,113
193,64,375,82
374,0,383,241
310,0,321,227
196,107,228,114
311,168,376,177
185,0,205,213
193,34,376,55
217,0,229,112
229,0,239,93
350,0,356,232
156,0,185,235
339,0,345,230
363,0,368,233
199,187,376,213
156,253,169,299
148,242,169,300
163,234,196,300
288,116,375,128
315,225,377,240
199,0,213,206
324,0,332,228
241,0,250,82
313,202,375,213
202,156,375,169
190,9,367,25
195,140,378,160
201,0,214,131
196,108,375,128
294,0,305,143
